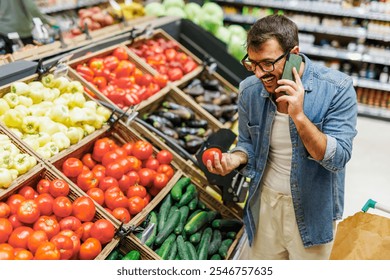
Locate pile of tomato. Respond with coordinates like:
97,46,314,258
129,37,199,81
75,46,168,110
60,137,175,224
0,178,116,260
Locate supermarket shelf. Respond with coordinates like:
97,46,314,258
39,0,108,14
358,104,390,121
215,0,390,22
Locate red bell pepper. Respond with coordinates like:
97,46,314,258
103,56,119,71
88,58,105,76
107,88,126,104
93,76,108,90
112,47,129,60
76,64,94,82
114,60,135,78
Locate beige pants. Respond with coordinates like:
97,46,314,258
240,186,335,260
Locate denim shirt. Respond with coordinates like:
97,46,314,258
232,54,358,248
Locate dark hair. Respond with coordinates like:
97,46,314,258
246,14,299,53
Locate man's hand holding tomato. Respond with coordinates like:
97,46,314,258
205,149,248,177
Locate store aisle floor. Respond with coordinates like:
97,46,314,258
344,116,390,219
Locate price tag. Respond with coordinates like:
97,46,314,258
7,32,20,40
53,54,73,78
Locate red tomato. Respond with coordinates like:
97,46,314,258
127,185,147,198
18,185,37,199
156,150,173,165
0,218,13,243
79,237,102,260
59,216,82,232
27,230,48,254
202,147,222,167
35,193,54,216
128,196,145,215
50,234,74,260
49,179,70,198
118,174,132,193
59,229,81,259
16,199,40,224
132,140,153,160
0,202,11,218
127,156,142,171
138,168,156,188
33,216,60,239
92,164,106,178
14,248,33,260
112,207,131,223
126,170,140,186
62,158,84,178
145,157,160,171
8,226,34,249
104,186,128,210
101,150,124,167
37,179,51,194
72,196,96,222
53,196,73,218
112,47,128,60
35,241,60,260
6,194,25,214
87,187,105,206
143,193,151,205
89,219,115,245
76,170,99,192
105,161,125,180
157,164,174,180
99,176,119,192
80,222,94,242
82,153,97,170
122,142,133,155
153,173,169,190
117,157,132,174
8,214,23,229
92,138,112,162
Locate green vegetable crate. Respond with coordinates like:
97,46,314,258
128,171,244,260
0,166,117,260
48,119,185,228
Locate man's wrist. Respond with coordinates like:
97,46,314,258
230,150,248,165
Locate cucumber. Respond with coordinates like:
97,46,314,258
218,239,233,259
184,211,209,235
211,218,243,232
157,233,176,260
105,249,120,260
187,209,202,221
197,199,207,210
189,232,202,244
197,227,212,260
158,194,172,233
206,210,219,223
168,205,178,217
188,196,198,211
226,231,237,239
185,241,198,260
171,177,191,201
144,211,158,248
208,229,222,256
175,206,189,235
177,183,197,207
210,254,221,260
177,235,191,260
167,240,178,260
155,209,181,246
121,250,141,260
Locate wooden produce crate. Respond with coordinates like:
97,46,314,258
0,124,43,199
125,28,204,87
68,43,170,115
0,54,14,65
129,172,244,260
174,68,239,130
0,166,118,260
12,41,62,61
0,71,112,162
49,119,184,228
96,234,157,260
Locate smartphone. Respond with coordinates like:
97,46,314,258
281,53,302,81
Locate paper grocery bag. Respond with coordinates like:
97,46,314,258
330,212,390,259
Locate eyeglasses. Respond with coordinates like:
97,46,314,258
241,51,290,72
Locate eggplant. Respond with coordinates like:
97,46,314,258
199,103,223,118
176,127,206,138
143,114,174,129
155,110,182,126
161,125,179,139
184,134,204,154
212,94,232,106
163,107,195,121
202,79,219,90
204,90,221,100
184,84,204,96
186,119,208,129
221,104,238,119
167,135,186,148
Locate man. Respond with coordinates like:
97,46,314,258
206,14,358,260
